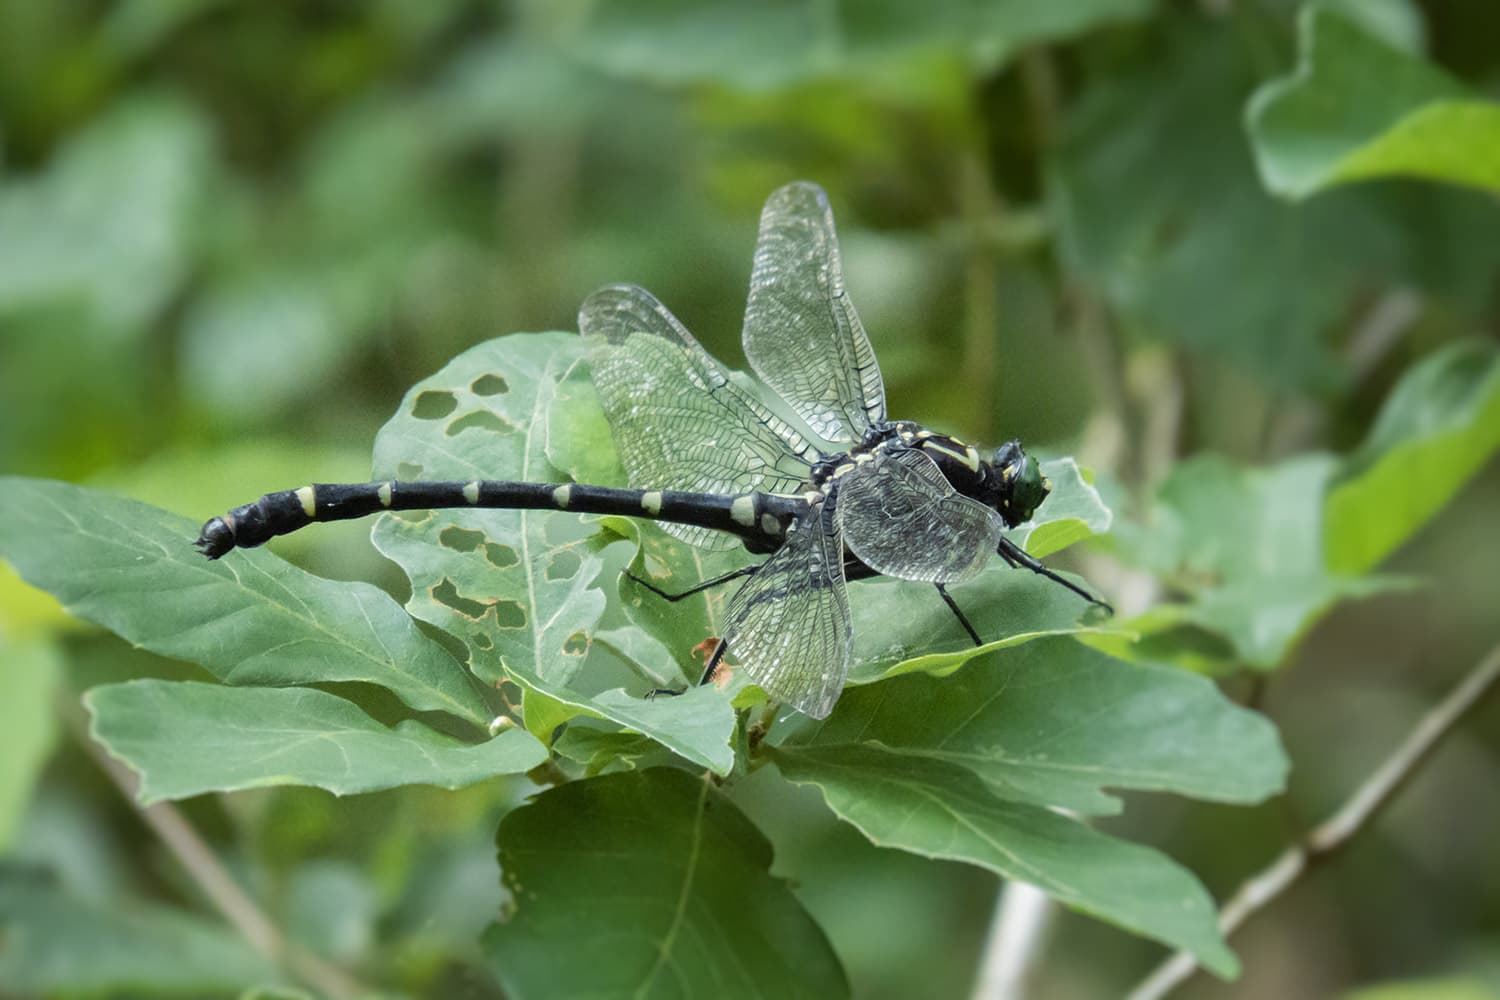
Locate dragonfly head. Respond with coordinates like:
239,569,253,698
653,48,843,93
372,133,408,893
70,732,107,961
992,440,1049,528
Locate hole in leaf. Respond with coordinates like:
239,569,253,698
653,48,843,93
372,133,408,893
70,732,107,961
472,633,493,651
440,526,485,552
392,509,430,525
413,390,458,419
471,374,509,396
485,542,519,568
545,549,581,581
432,578,489,619
495,600,526,629
562,631,590,656
397,462,423,480
446,411,514,437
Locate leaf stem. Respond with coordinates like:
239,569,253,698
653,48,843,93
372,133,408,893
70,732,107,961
1125,641,1500,1000
67,700,368,999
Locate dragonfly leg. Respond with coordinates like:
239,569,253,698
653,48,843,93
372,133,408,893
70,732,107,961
697,639,729,686
625,564,758,602
997,537,1114,614
645,636,728,700
934,584,983,646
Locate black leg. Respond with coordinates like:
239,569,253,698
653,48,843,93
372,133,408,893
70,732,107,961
997,537,1113,614
697,638,729,686
934,584,983,646
648,636,729,700
626,564,758,602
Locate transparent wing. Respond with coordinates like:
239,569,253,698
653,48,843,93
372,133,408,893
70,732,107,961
580,284,819,549
722,504,850,719
742,181,886,445
835,448,1005,584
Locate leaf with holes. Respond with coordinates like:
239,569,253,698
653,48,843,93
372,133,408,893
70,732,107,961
86,681,548,802
371,333,611,693
0,478,490,724
370,333,740,771
485,768,849,999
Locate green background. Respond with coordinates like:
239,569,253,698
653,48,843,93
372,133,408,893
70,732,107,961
2,1,1498,998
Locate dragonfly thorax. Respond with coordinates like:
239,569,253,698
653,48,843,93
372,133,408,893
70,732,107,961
802,424,1050,532
911,433,1050,529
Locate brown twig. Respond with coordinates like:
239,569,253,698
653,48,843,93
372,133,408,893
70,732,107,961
1127,641,1500,1000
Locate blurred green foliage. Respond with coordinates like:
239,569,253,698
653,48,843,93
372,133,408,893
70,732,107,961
3,1,1499,998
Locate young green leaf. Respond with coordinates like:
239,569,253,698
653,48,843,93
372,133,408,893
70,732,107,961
485,768,849,999
1248,6,1500,199
506,668,738,777
780,636,1287,817
86,681,547,802
1007,457,1112,559
1109,454,1409,669
1326,341,1500,574
769,743,1238,979
0,478,490,724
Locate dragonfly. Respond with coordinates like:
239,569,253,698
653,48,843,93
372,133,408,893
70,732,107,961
197,182,1107,719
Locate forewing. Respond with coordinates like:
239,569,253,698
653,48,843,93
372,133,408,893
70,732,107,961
580,284,818,549
836,448,1005,583
722,505,850,719
742,181,886,444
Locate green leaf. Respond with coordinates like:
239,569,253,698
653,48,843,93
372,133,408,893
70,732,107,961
86,680,547,802
1047,17,1500,394
770,743,1237,979
0,635,60,848
0,478,489,724
1111,454,1409,668
1248,6,1500,198
846,567,1118,684
0,868,279,995
550,726,673,774
781,636,1287,817
571,0,1150,89
587,687,736,776
1341,978,1500,1000
544,354,627,487
0,96,210,333
1326,341,1500,573
1047,21,1359,390
507,670,738,777
484,768,849,999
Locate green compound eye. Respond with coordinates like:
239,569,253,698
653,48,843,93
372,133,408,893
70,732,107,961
1008,454,1049,525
